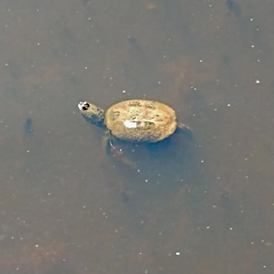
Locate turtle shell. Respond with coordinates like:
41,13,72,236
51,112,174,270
104,99,178,143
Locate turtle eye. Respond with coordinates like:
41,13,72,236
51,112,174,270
83,103,90,110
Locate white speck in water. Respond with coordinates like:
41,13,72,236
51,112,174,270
255,79,260,84
175,252,180,256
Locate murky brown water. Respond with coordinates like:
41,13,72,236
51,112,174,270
0,0,274,273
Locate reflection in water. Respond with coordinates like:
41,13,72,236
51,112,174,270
226,0,242,18
127,36,141,51
23,118,33,134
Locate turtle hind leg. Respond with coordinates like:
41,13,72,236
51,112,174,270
176,122,193,139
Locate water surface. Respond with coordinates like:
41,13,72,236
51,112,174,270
0,0,273,273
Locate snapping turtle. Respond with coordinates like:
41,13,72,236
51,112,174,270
78,99,191,143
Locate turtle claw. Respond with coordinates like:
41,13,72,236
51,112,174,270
110,145,137,170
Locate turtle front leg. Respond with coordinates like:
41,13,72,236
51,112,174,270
102,131,137,169
102,130,112,154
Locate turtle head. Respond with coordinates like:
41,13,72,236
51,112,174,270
78,101,105,127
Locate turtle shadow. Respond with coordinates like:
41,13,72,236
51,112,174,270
103,126,198,189
118,134,195,178
145,129,193,159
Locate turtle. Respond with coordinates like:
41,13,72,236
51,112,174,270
78,99,191,167
78,99,191,141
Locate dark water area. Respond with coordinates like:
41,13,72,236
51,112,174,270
0,0,274,273
23,118,33,134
